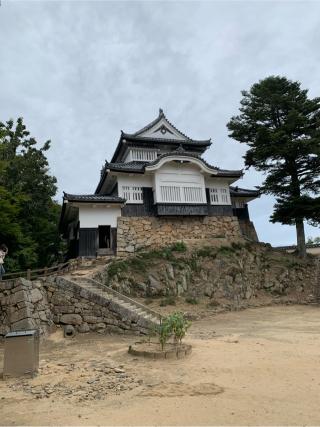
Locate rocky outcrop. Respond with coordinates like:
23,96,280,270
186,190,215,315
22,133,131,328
117,216,241,255
96,242,317,304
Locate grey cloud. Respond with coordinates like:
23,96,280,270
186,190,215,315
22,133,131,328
0,0,319,245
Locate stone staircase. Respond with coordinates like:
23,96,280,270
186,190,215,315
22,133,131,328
70,276,161,329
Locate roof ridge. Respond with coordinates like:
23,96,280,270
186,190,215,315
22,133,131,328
124,109,211,144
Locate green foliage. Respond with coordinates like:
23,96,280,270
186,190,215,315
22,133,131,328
217,245,235,256
158,318,173,350
159,295,176,307
0,118,62,271
231,242,244,251
157,312,191,350
170,241,187,252
307,236,320,244
185,296,198,305
107,260,129,278
195,246,216,258
227,76,320,256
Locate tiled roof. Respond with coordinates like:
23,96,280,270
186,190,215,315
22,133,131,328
104,161,146,173
121,133,211,146
230,186,260,197
63,193,125,203
124,108,211,145
104,148,242,177
146,150,243,177
104,151,242,177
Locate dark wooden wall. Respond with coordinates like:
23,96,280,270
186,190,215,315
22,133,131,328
121,188,156,216
156,204,208,216
79,228,98,257
233,206,250,220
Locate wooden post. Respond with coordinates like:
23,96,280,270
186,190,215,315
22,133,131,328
27,269,31,280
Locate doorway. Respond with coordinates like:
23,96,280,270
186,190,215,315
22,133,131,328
98,225,111,249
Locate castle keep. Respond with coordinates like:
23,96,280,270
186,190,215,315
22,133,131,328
60,110,259,257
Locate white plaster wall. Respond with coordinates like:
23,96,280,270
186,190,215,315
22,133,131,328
79,205,121,228
205,177,231,205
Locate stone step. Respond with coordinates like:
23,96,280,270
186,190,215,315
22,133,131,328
74,278,161,328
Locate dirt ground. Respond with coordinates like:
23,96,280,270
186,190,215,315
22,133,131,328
1,305,320,426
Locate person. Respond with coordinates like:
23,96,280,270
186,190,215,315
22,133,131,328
0,244,8,279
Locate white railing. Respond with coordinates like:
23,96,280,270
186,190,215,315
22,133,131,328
122,186,143,203
160,185,204,203
131,149,157,162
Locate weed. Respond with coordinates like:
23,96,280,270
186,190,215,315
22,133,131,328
107,260,129,278
217,245,235,256
170,241,187,253
195,246,216,258
160,296,176,307
207,300,219,308
185,296,198,305
231,242,243,251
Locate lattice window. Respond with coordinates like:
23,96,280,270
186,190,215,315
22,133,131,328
131,149,157,162
183,187,203,203
122,186,143,203
220,188,229,204
160,186,181,202
209,188,219,204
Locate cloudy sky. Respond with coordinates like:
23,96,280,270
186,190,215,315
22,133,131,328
0,0,319,245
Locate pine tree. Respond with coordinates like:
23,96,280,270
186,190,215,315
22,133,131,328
227,76,320,256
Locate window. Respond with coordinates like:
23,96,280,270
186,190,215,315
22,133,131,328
220,188,229,204
131,149,157,162
161,186,181,202
232,200,246,209
122,186,143,203
160,185,204,203
209,187,230,205
184,187,203,203
209,188,219,204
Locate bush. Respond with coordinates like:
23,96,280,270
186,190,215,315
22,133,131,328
217,245,235,256
195,246,216,258
157,312,191,349
160,296,176,307
107,260,129,278
170,241,187,253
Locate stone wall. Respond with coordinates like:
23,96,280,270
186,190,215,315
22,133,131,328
0,278,54,336
117,216,242,255
43,277,150,335
0,276,151,337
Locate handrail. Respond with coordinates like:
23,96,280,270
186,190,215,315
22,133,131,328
85,277,162,324
1,258,82,282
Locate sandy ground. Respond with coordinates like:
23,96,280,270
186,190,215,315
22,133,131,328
1,305,320,426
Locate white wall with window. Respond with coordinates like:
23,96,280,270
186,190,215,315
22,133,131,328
117,175,153,204
78,205,121,228
154,162,206,204
206,178,232,205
